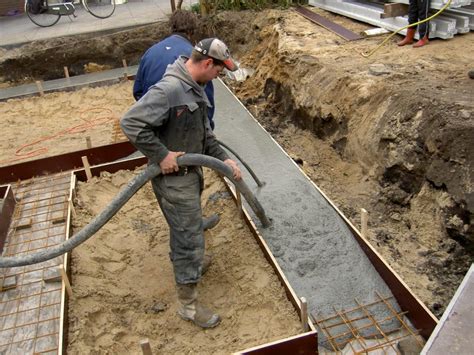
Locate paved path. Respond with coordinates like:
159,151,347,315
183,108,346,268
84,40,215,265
0,0,196,47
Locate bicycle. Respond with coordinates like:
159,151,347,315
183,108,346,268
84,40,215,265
25,0,116,28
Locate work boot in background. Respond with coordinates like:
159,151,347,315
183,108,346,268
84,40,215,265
203,213,220,231
176,283,221,328
397,28,416,46
413,35,429,48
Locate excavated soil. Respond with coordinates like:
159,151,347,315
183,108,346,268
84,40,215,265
0,7,473,323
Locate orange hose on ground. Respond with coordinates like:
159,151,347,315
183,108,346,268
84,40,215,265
0,107,118,166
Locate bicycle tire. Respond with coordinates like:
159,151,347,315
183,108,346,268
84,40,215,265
25,0,61,27
83,0,115,19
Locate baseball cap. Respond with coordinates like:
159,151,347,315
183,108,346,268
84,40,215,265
194,38,238,72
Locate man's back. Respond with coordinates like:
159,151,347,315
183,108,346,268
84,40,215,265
133,34,216,128
133,34,192,101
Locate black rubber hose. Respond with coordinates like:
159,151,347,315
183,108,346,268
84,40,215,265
217,140,264,187
0,154,270,268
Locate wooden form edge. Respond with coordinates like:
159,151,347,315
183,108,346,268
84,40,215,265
219,77,438,339
0,185,16,254
0,75,135,103
222,179,318,354
59,172,76,355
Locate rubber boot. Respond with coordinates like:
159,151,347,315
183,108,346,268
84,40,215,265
413,35,429,48
397,28,416,46
176,283,221,328
203,214,220,231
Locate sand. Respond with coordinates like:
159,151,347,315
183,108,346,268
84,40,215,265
67,167,302,354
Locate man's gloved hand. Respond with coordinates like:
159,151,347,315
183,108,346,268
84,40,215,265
224,159,242,181
160,151,185,174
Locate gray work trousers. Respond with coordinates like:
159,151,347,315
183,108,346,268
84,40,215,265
151,172,204,285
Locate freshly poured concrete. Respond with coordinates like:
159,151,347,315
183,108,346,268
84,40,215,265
213,79,402,344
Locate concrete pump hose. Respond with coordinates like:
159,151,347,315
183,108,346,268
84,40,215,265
0,154,270,268
217,139,264,187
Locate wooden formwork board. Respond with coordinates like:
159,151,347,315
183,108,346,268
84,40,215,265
0,185,16,254
69,156,319,354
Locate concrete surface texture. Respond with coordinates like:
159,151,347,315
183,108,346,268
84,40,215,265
421,264,474,355
214,79,402,344
0,0,196,47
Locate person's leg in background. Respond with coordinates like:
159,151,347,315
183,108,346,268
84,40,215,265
398,0,418,46
413,0,430,47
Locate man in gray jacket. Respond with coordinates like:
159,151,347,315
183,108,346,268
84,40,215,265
121,38,241,329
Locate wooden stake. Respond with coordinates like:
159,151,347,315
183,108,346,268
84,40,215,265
140,339,153,355
68,198,77,219
59,265,73,298
81,156,93,181
122,59,128,80
361,208,368,238
63,66,70,79
35,81,44,96
86,136,92,149
236,189,243,217
300,297,309,332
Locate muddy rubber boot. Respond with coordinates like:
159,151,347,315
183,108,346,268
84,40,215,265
202,253,212,275
176,283,221,329
397,28,416,46
413,35,429,48
203,214,220,231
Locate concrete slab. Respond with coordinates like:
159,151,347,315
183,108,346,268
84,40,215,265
421,264,474,354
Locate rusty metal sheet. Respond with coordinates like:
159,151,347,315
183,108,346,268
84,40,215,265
0,142,136,185
237,331,318,354
295,6,363,41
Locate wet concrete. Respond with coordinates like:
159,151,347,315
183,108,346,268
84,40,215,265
213,79,402,344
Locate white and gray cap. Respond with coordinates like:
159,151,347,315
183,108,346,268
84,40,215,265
194,38,238,72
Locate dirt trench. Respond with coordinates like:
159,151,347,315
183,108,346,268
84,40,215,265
1,8,473,317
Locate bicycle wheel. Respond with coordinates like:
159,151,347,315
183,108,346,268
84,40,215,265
83,0,115,19
25,0,61,27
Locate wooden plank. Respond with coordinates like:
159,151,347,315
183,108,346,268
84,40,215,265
59,172,75,355
381,3,409,19
295,5,362,41
81,156,93,181
140,339,153,355
361,208,368,238
300,297,309,332
0,185,16,253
